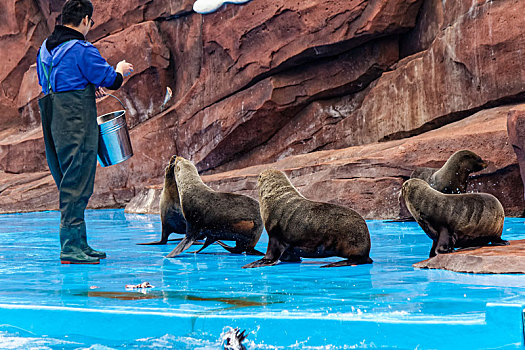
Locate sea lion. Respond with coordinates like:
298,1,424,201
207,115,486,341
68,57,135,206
402,178,508,258
411,150,487,193
138,155,187,245
165,156,264,257
243,169,372,268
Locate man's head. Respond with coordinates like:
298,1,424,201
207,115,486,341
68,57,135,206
61,0,94,36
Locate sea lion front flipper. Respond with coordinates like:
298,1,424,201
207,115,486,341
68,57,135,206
280,247,301,262
165,229,199,258
242,236,287,268
435,227,455,255
321,257,373,268
490,237,510,246
188,237,216,253
429,239,438,258
242,258,280,268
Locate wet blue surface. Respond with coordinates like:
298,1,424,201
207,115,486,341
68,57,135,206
0,210,523,349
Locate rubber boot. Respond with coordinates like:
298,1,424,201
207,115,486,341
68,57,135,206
79,223,106,259
60,225,100,264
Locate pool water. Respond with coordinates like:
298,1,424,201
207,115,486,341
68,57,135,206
0,210,523,349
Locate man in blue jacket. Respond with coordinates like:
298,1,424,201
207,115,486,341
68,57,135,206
37,0,133,264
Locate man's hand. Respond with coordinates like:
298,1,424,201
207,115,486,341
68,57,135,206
95,87,106,99
116,60,134,77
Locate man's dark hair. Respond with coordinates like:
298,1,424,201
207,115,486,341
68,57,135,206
61,0,93,26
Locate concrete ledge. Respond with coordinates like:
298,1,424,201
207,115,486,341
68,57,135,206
413,240,525,274
124,185,162,214
0,303,523,348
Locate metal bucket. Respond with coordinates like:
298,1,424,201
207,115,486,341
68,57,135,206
97,94,133,167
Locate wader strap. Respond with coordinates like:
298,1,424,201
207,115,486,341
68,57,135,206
39,54,53,94
38,40,79,94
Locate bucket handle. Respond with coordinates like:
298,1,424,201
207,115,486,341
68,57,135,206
103,93,126,110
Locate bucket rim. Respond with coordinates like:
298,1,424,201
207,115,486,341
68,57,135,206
97,109,126,125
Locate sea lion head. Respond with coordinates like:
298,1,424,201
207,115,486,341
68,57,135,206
173,156,195,174
452,150,487,173
164,155,178,180
401,178,429,202
162,155,180,201
257,169,294,199
173,156,204,188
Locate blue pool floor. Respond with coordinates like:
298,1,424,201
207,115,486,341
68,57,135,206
0,209,524,349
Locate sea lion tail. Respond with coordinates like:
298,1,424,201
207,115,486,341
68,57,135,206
166,236,196,258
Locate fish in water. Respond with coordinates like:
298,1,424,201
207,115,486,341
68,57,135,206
221,327,247,350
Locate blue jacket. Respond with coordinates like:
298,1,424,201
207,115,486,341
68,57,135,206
37,39,117,94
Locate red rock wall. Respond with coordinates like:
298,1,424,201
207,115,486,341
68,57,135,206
1,0,525,218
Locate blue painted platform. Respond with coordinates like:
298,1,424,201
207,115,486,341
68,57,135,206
0,210,523,348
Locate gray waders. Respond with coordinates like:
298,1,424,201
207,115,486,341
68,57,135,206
38,84,106,264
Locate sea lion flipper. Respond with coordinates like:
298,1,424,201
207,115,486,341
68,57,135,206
429,240,438,258
215,241,264,255
137,227,170,245
242,236,286,268
137,240,167,245
490,237,509,246
280,247,301,262
216,240,240,253
242,258,280,268
188,237,216,253
246,248,265,256
321,257,373,268
435,227,455,255
165,235,197,258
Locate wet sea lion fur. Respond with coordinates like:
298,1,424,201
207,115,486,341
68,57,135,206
244,169,372,268
411,150,487,193
402,178,508,258
138,155,187,245
166,157,264,258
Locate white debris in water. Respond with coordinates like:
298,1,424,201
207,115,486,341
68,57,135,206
0,331,79,349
